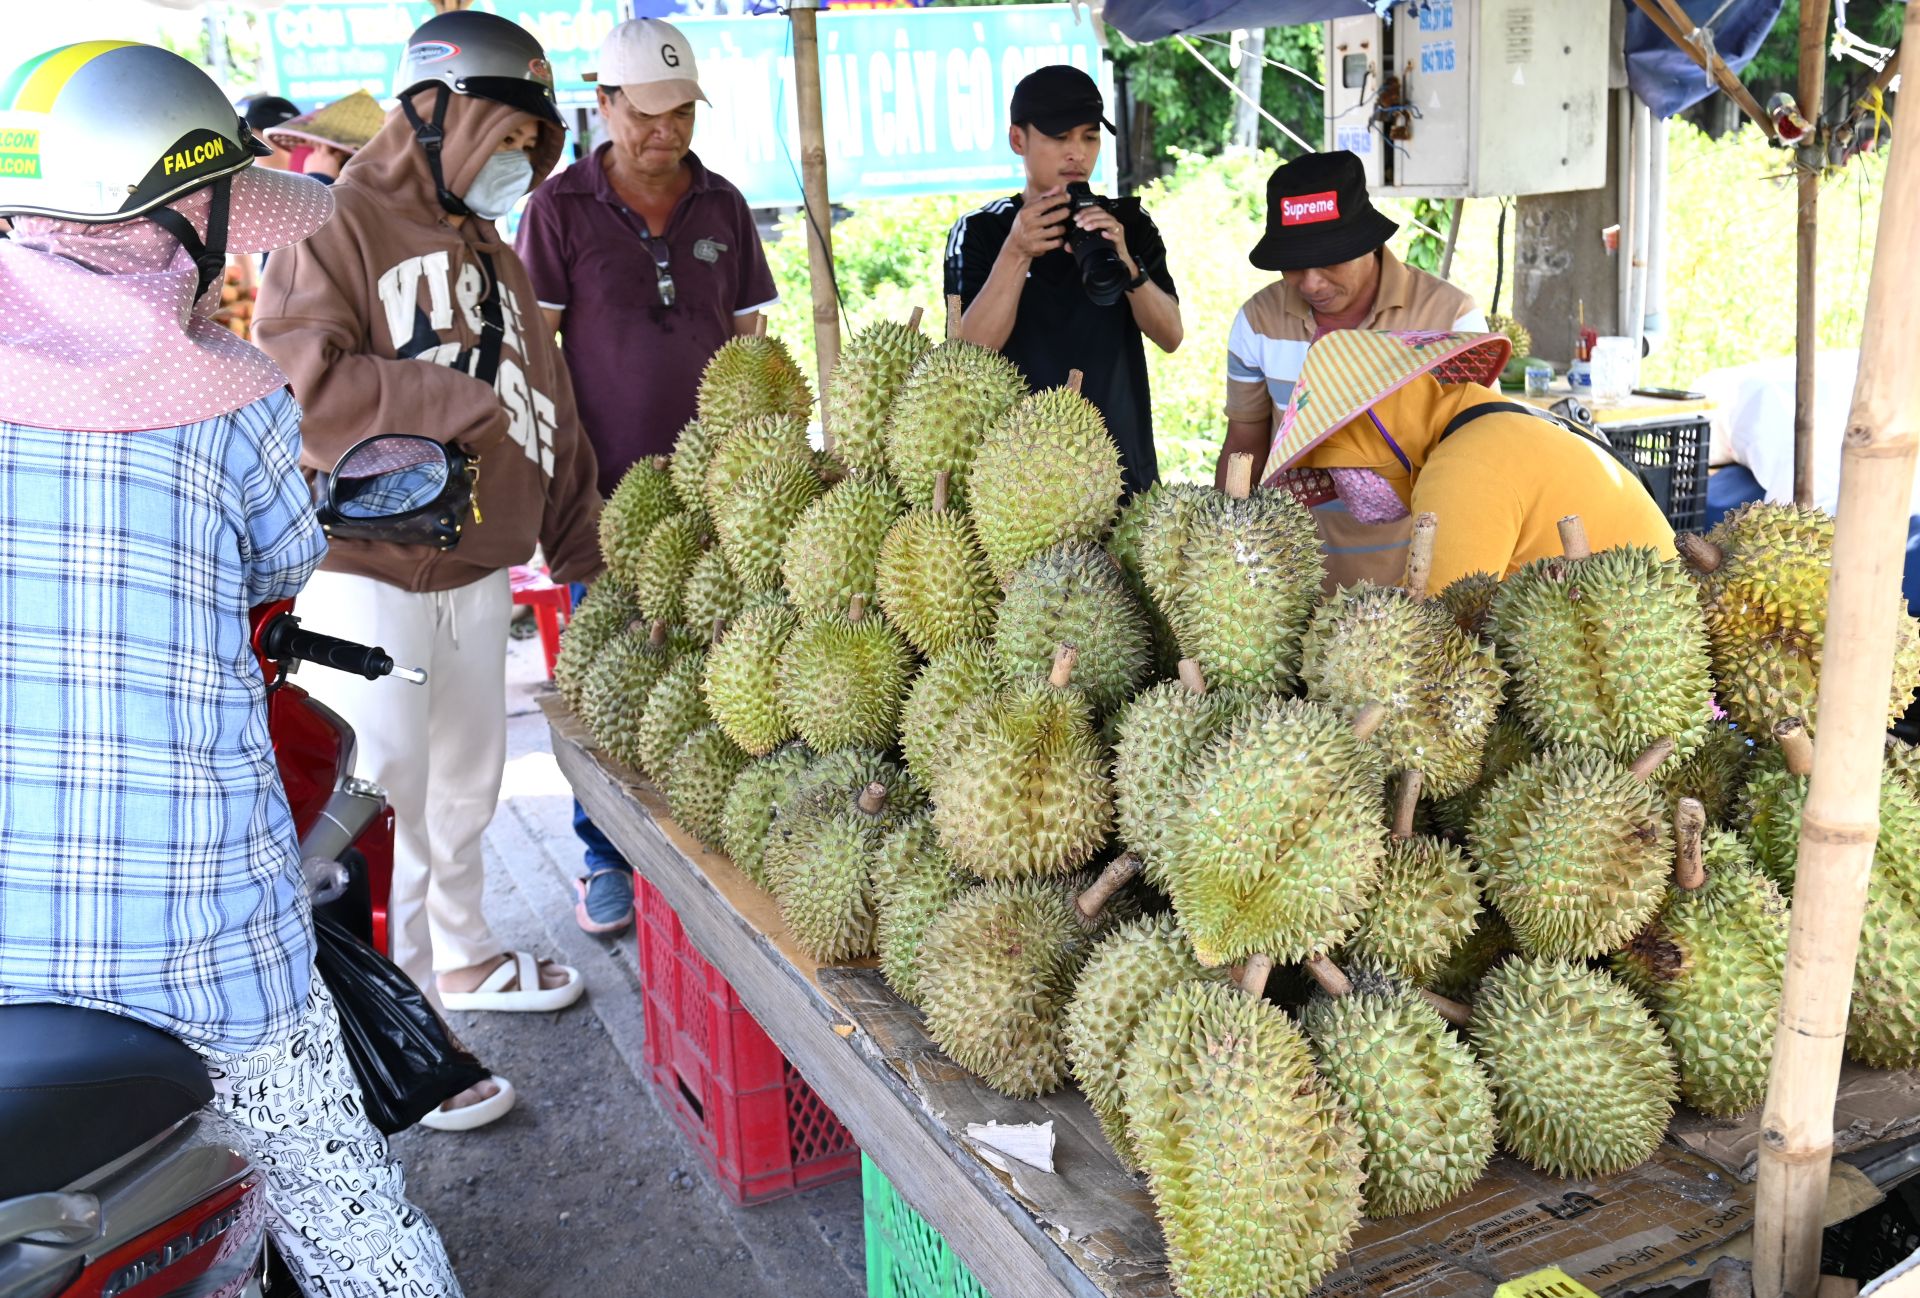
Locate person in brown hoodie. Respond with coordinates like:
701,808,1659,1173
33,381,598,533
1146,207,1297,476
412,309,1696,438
255,10,602,1132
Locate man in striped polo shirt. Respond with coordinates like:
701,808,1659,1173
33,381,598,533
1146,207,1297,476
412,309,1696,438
1217,151,1486,589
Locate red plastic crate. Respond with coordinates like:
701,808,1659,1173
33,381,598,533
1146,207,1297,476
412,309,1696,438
636,875,859,1204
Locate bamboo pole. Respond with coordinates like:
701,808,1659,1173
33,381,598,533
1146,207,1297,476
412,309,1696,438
788,0,840,401
1795,0,1833,509
1755,4,1920,1290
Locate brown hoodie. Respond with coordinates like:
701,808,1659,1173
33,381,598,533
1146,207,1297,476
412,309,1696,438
255,89,602,591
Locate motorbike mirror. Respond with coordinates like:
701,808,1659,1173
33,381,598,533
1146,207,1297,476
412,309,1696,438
328,435,453,522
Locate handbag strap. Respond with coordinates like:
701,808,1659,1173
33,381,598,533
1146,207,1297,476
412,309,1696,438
470,248,506,386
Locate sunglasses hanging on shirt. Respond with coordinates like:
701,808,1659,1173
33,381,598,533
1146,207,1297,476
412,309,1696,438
617,205,675,309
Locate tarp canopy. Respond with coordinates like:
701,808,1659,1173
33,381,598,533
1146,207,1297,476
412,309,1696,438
1101,0,1370,43
1625,0,1785,117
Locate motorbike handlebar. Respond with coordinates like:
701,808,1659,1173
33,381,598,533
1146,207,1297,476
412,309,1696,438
257,613,428,684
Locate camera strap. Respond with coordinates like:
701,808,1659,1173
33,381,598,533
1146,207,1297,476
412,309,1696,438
469,249,506,387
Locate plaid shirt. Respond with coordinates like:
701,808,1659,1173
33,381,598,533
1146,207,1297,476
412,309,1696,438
0,389,327,1053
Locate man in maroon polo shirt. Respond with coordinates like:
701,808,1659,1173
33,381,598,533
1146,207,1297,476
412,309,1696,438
519,17,777,932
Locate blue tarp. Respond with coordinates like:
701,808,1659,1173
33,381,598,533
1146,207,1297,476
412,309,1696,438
1624,0,1785,118
1099,0,1369,43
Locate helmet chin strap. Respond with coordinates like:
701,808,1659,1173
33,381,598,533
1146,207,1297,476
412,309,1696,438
144,174,232,302
402,85,473,218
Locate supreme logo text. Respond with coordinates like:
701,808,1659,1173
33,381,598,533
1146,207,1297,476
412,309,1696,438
1280,190,1341,225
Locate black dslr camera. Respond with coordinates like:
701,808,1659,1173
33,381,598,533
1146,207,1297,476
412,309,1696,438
1064,182,1130,306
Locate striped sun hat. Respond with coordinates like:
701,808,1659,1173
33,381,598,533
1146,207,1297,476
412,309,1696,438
1265,329,1512,483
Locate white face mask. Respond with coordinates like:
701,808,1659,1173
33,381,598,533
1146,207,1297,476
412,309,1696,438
462,149,534,220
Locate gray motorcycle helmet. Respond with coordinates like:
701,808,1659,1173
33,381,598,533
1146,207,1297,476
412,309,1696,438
0,41,269,222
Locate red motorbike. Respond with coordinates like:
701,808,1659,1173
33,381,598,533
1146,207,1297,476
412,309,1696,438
0,435,447,1298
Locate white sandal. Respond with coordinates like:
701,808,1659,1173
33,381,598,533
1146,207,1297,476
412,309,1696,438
418,1075,517,1132
439,951,584,1013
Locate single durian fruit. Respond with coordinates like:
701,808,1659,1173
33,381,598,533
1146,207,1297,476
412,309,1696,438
703,601,799,757
1112,660,1252,885
1652,721,1752,827
1160,697,1388,966
579,620,701,772
599,455,683,590
554,580,640,713
1106,482,1183,678
1614,804,1788,1117
775,595,914,753
883,340,1029,511
758,748,911,892
634,651,712,779
899,642,1008,787
931,646,1114,881
696,333,812,433
1299,964,1495,1217
1341,836,1483,986
1138,454,1324,694
1682,503,1920,736
631,512,707,626
767,780,907,962
1469,957,1677,1179
1436,570,1501,640
780,474,904,620
992,542,1152,718
1427,911,1516,1001
713,457,825,594
823,313,930,477
870,813,972,1007
1491,517,1714,761
1487,312,1533,360
664,725,749,849
1430,714,1536,841
680,547,743,630
667,419,716,531
1123,973,1364,1298
968,377,1122,582
874,470,999,656
721,744,814,888
1471,742,1676,960
918,859,1138,1098
702,414,813,517
1301,515,1505,799
1062,912,1220,1165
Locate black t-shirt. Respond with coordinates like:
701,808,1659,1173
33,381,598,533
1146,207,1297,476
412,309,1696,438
943,194,1177,497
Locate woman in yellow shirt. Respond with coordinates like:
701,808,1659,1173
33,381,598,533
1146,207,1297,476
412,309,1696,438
1265,330,1675,591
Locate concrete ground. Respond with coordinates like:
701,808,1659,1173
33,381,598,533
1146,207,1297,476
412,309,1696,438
388,628,867,1298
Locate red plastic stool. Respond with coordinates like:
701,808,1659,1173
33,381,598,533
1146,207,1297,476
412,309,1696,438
510,564,573,679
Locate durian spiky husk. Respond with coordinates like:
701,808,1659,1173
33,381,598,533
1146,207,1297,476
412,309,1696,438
1340,836,1483,985
663,725,749,850
1301,977,1496,1217
1161,696,1387,966
931,676,1114,880
992,542,1152,718
554,580,639,712
1614,833,1787,1116
713,458,825,594
883,340,1031,511
1689,502,1920,735
1106,483,1183,678
874,503,999,656
1436,570,1501,640
1471,747,1673,960
1063,913,1219,1166
631,512,707,626
702,414,813,517
578,625,702,772
702,601,799,757
720,744,814,887
968,385,1123,582
824,319,930,477
780,475,904,619
1123,980,1364,1298
1491,546,1715,761
766,771,921,963
774,606,914,752
1847,876,1920,1069
1469,958,1676,1179
600,458,683,590
1429,714,1536,840
667,419,716,531
1652,722,1753,828
1426,910,1516,1002
696,334,812,433
1301,583,1506,798
899,643,1009,787
1139,483,1324,694
680,547,744,630
1112,678,1255,885
870,814,972,1008
634,651,712,779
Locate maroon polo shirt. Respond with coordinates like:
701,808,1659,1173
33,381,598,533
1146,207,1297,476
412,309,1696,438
518,145,778,496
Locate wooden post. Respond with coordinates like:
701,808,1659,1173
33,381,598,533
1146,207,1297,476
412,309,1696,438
788,0,840,401
1755,4,1920,1290
1794,0,1832,509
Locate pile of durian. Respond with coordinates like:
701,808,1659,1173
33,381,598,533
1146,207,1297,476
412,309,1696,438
557,318,1920,1298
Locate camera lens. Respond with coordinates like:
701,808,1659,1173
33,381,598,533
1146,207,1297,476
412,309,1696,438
1063,184,1128,306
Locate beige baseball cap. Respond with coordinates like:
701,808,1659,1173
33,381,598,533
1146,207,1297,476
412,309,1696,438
585,19,709,114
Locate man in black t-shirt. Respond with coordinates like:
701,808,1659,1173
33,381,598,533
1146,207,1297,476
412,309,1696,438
943,65,1182,497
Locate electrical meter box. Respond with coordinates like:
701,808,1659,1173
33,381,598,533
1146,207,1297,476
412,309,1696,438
1324,0,1609,198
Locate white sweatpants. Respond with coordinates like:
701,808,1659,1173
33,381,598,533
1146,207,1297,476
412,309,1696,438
195,976,462,1297
294,569,510,1004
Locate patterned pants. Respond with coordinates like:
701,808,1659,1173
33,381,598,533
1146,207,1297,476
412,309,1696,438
194,977,464,1298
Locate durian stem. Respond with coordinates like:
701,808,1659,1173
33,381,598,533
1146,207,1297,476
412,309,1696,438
650,454,671,473
1557,514,1593,560
856,782,889,816
1048,644,1079,689
907,306,925,333
1675,797,1708,891
1627,737,1677,782
1404,512,1438,601
1176,659,1208,695
1678,532,1726,573
932,470,951,515
1776,717,1815,777
1066,369,1085,395
1302,953,1353,997
1224,452,1255,500
944,293,963,341
711,617,728,645
848,593,867,624
1391,769,1424,840
649,618,669,648
1419,989,1474,1028
1074,854,1142,928
1349,702,1387,742
1237,954,1275,999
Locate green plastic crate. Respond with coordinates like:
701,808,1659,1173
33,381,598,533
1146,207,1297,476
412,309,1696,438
863,1155,993,1298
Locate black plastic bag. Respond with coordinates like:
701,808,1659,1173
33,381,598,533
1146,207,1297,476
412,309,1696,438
314,912,490,1134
